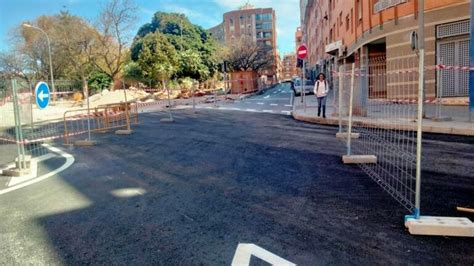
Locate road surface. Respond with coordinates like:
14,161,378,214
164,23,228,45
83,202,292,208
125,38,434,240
0,102,473,264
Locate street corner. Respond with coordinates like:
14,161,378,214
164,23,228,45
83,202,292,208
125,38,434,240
0,144,74,196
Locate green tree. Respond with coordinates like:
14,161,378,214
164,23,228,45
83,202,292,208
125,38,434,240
123,61,144,84
132,12,218,82
88,70,112,94
136,32,178,85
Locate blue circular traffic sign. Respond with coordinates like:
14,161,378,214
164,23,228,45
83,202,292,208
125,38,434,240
35,82,50,109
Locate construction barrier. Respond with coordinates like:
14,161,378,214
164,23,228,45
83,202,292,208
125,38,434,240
337,54,474,236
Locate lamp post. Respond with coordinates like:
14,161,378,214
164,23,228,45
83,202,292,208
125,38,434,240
22,23,56,102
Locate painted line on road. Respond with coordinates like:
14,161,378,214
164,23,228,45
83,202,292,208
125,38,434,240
231,243,295,266
284,104,293,107
257,102,264,105
0,144,75,196
7,153,56,187
262,110,274,113
281,110,291,115
270,103,278,106
245,109,258,112
264,95,270,99
242,98,288,101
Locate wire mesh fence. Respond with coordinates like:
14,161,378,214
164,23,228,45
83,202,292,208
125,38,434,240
339,54,420,213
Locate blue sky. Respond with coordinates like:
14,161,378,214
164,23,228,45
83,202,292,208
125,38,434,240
0,0,300,55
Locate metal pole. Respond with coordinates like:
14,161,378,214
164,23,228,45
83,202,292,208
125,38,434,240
165,80,173,120
192,83,196,113
23,24,56,102
46,33,56,102
435,59,442,120
86,84,92,141
338,64,343,133
346,64,355,156
122,80,131,131
28,81,34,130
469,0,474,121
414,0,425,218
12,79,26,170
301,60,305,103
333,56,338,117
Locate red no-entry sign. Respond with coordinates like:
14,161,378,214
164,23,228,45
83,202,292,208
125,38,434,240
297,44,308,60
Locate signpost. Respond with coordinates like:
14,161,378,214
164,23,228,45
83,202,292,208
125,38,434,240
297,44,308,105
35,82,50,110
470,1,474,121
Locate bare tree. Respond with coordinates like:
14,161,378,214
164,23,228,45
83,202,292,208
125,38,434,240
0,51,34,83
95,0,137,87
226,36,274,73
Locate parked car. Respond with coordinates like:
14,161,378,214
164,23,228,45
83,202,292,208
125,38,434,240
292,79,314,96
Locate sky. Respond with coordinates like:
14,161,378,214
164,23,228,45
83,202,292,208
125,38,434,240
0,0,300,55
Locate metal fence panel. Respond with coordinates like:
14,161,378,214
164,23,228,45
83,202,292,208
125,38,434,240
339,54,420,213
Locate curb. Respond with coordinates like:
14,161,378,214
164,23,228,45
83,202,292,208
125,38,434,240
292,112,474,136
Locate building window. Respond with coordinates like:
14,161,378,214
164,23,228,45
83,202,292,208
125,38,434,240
229,17,234,25
263,32,272,38
350,8,354,33
346,14,350,31
339,12,343,26
256,22,272,30
256,13,273,21
357,0,362,22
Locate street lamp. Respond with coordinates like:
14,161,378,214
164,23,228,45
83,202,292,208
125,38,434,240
22,23,56,101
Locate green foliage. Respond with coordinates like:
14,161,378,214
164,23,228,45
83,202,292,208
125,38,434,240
123,61,144,82
179,77,196,90
88,70,112,94
136,32,179,82
132,12,219,82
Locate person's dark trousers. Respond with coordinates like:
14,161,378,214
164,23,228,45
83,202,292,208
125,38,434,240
317,96,327,118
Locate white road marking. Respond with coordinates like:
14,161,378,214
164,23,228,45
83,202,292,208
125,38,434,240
245,109,257,112
270,103,278,106
273,91,278,94
231,243,296,266
7,153,56,187
284,104,293,107
0,144,75,196
281,110,291,115
264,95,270,99
257,102,264,105
262,110,274,113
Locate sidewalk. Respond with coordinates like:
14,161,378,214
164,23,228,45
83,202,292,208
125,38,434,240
292,95,474,136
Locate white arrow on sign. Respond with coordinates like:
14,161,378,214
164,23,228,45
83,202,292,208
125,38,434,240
231,243,296,266
38,90,49,101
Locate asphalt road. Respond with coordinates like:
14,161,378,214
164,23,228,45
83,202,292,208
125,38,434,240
200,83,294,115
0,100,473,264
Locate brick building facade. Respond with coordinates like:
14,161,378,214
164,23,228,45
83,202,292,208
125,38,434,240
301,0,471,100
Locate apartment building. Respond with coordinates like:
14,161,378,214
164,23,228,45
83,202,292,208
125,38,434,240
301,0,471,101
210,4,278,84
282,54,300,81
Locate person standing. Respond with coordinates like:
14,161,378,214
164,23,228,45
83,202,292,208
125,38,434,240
314,73,329,118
